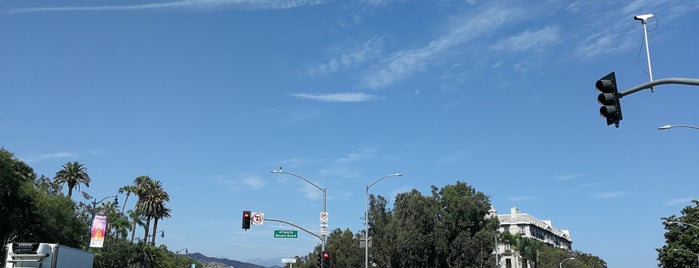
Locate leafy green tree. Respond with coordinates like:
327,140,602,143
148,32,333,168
367,194,397,267
658,200,699,268
53,161,92,199
432,181,498,267
0,148,36,256
20,188,86,248
324,228,363,267
393,189,439,267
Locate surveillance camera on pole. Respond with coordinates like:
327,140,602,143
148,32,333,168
634,14,654,22
634,13,655,90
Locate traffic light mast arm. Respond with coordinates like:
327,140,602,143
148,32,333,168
266,217,322,240
620,78,699,97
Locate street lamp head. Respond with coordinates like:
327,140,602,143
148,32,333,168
658,125,672,130
394,173,403,177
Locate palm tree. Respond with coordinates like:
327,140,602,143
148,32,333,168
118,185,136,214
133,176,154,243
128,209,145,244
150,204,171,245
142,180,170,245
53,161,91,199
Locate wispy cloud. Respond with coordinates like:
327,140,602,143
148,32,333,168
555,174,583,181
362,6,522,89
242,176,266,189
2,0,324,14
438,149,471,165
593,191,629,200
335,147,376,163
664,197,694,207
290,92,380,102
491,25,561,52
509,196,537,202
308,36,385,77
22,152,75,163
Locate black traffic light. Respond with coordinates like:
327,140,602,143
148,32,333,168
316,252,322,267
242,211,251,230
322,251,330,268
596,72,622,127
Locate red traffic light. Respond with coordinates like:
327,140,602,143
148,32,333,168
323,251,330,259
242,210,251,230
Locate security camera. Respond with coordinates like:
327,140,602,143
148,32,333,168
634,14,654,21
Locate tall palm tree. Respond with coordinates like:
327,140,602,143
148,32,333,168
140,180,170,245
118,185,136,214
53,161,91,199
133,176,154,243
128,209,145,244
150,204,171,245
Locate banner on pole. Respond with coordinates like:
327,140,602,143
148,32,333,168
90,213,108,248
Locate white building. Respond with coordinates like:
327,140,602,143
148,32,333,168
492,207,572,268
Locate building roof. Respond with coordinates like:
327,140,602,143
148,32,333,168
497,207,572,242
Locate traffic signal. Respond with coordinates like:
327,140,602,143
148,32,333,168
316,252,322,267
596,72,623,127
322,251,330,268
242,211,251,230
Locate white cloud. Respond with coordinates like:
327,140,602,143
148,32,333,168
593,191,629,199
438,149,470,165
664,197,694,207
363,6,522,89
555,174,582,181
290,92,380,103
335,147,377,163
242,176,265,189
22,151,75,163
491,25,561,52
308,36,385,77
2,0,324,14
509,196,537,202
298,183,323,200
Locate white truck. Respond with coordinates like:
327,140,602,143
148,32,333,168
4,242,93,268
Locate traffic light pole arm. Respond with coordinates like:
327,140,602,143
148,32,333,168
620,78,699,97
266,218,322,240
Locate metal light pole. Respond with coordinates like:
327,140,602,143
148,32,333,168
89,195,118,246
667,221,699,230
559,257,575,268
365,173,402,268
270,170,327,252
672,248,699,266
658,125,699,131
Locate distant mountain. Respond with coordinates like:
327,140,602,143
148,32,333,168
186,252,266,268
245,257,289,267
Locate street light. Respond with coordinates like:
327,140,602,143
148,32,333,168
92,195,118,212
559,257,575,268
658,125,699,131
270,169,327,253
667,221,699,230
365,173,402,268
672,248,699,266
89,195,118,245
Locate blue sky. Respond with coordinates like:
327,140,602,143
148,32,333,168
2,0,699,267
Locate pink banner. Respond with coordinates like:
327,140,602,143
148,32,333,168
90,213,107,248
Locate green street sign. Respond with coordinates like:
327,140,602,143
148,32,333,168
274,230,298,238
